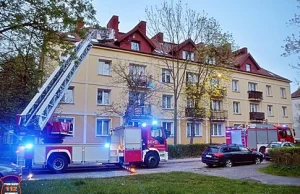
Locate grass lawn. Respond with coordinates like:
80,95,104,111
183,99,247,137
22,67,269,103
259,164,300,178
17,172,300,194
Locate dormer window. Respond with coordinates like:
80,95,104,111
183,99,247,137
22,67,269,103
131,41,140,51
182,51,194,61
246,64,251,72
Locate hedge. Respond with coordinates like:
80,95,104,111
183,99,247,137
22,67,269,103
168,144,209,159
269,147,300,166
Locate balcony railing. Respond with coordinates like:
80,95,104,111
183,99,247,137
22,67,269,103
210,87,227,98
249,112,265,121
128,74,152,88
210,110,228,121
185,107,206,119
248,91,263,101
125,104,152,118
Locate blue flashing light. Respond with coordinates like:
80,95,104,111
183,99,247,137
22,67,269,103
141,123,147,127
152,120,158,125
25,143,33,149
105,143,110,148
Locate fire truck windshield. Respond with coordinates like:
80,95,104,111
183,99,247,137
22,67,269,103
151,127,163,138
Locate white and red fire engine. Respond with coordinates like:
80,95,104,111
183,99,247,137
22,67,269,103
225,123,295,154
15,30,169,173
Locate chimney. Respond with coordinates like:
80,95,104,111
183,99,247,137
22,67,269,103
76,17,84,29
152,32,164,43
137,21,147,35
107,15,119,38
240,47,248,55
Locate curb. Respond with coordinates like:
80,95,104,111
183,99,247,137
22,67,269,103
162,158,200,164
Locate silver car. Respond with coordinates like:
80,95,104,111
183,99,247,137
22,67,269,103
0,162,22,178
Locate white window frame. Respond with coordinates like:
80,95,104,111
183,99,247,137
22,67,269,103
267,105,273,116
233,101,241,114
129,64,146,77
57,117,75,137
162,69,171,83
232,80,239,92
206,56,216,65
246,64,251,72
266,85,272,96
187,98,196,108
187,72,198,84
280,87,286,98
95,118,111,136
162,95,172,109
61,86,74,104
182,51,195,61
187,122,202,137
212,100,222,111
211,123,224,136
131,41,140,51
97,89,110,105
248,82,257,91
162,121,174,137
98,60,111,76
250,103,259,112
282,106,287,117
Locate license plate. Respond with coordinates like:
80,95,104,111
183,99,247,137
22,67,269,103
206,155,212,158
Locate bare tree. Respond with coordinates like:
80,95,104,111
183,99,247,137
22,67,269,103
146,0,235,144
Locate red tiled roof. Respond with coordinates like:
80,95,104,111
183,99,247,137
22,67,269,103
292,88,300,98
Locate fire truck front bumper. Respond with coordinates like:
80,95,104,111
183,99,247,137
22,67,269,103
159,151,168,161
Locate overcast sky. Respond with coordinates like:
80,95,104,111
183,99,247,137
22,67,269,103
93,0,299,93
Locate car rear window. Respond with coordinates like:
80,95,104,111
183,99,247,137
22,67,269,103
267,143,281,148
206,147,220,153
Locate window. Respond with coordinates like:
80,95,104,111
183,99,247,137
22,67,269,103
210,78,220,89
248,82,257,91
162,122,174,136
239,146,248,152
187,98,197,108
182,51,195,61
129,92,145,105
246,64,251,72
266,85,272,96
61,86,74,104
162,95,172,109
212,100,221,111
96,119,110,136
57,117,74,136
280,87,286,98
211,123,223,136
98,60,111,76
232,80,239,92
151,128,163,139
186,73,198,84
282,106,287,117
233,102,240,114
97,89,110,105
267,105,273,116
206,56,216,65
129,64,146,77
131,41,140,51
187,123,202,137
162,69,171,83
250,103,258,112
127,121,140,127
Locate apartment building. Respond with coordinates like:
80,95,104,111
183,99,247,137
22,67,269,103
292,89,300,140
55,15,293,145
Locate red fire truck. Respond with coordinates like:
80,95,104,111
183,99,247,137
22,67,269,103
225,124,295,154
15,29,169,173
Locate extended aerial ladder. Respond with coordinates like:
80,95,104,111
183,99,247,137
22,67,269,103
16,30,99,142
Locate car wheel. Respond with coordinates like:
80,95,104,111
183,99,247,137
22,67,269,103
225,159,233,167
48,154,68,173
144,152,159,168
254,157,261,164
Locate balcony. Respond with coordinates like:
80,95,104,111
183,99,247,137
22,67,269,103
128,74,152,89
248,91,263,101
249,112,265,122
210,86,227,98
210,110,228,121
125,104,152,119
185,107,206,119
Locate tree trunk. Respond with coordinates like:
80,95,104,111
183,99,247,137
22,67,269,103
173,95,178,145
190,120,194,144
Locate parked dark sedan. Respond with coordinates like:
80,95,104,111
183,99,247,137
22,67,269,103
202,144,264,167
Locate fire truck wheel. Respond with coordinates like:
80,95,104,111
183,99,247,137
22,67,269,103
254,157,261,164
48,154,68,173
144,152,159,168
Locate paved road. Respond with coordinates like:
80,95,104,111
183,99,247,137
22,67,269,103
25,160,300,186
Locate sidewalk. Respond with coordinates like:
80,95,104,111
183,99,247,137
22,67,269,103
164,157,200,164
